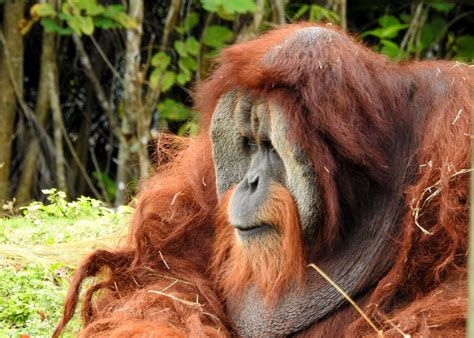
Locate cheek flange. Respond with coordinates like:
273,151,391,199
210,91,252,197
269,105,322,241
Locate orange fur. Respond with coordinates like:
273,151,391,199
54,23,472,337
211,185,306,305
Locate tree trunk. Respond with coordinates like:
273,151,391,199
271,0,286,25
48,60,68,194
338,0,347,31
0,0,24,203
15,30,54,205
115,0,144,205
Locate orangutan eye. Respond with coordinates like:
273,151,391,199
243,136,257,151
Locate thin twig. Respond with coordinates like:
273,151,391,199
307,263,383,336
159,250,170,270
57,95,103,199
148,290,203,307
196,12,214,82
89,148,111,203
72,34,125,144
89,35,123,81
397,3,424,61
160,0,182,51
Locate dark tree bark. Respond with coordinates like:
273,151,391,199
0,0,25,204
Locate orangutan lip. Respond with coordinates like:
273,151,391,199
234,223,272,238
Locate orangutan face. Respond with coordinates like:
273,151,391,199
210,91,321,244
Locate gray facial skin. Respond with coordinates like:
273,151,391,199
211,91,320,242
210,91,398,336
229,139,284,238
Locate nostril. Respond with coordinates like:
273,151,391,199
248,174,259,193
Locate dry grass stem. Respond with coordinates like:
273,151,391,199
307,263,383,336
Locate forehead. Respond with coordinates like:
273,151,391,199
232,93,272,141
210,90,292,143
210,91,290,195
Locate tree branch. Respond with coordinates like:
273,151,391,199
72,34,125,144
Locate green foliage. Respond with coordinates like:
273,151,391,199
430,1,455,13
156,99,198,136
419,16,445,51
361,15,408,59
149,35,201,92
293,4,340,23
23,1,136,36
0,263,79,337
150,51,174,90
174,12,200,34
201,0,256,17
360,4,473,62
455,35,474,60
362,16,409,39
157,99,194,123
178,121,199,136
202,25,234,48
20,188,124,219
0,191,131,336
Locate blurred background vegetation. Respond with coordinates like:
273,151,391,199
0,0,473,211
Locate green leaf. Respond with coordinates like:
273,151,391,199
102,5,137,29
174,40,188,57
161,71,176,92
379,39,400,59
185,37,200,56
222,0,256,14
420,17,446,49
176,72,192,85
102,4,126,17
216,8,235,21
293,5,309,20
184,12,199,30
377,15,400,27
431,2,455,14
85,3,104,16
77,15,94,35
201,0,221,12
202,25,233,48
40,18,73,35
178,121,199,136
308,4,339,23
361,24,409,39
149,68,162,89
94,17,121,29
175,13,199,34
65,16,83,35
71,0,105,16
179,56,197,72
203,49,219,60
112,12,137,29
158,99,193,122
455,35,474,59
62,2,79,16
151,52,171,70
30,3,57,20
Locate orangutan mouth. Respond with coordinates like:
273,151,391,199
234,223,273,238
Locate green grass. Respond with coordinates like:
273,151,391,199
0,190,132,337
